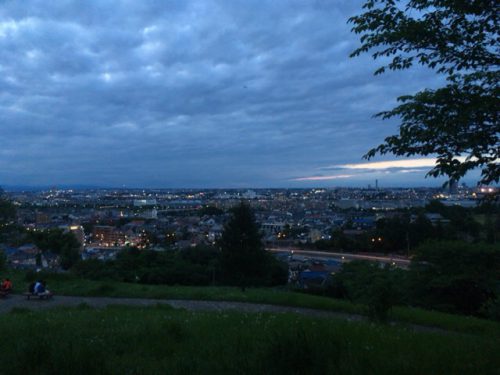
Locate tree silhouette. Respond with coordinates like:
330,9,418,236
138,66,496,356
350,0,499,184
219,202,266,290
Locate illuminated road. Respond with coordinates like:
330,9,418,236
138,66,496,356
267,248,411,268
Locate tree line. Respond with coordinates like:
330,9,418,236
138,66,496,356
314,201,499,253
73,202,288,288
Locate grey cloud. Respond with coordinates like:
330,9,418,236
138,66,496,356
0,0,463,187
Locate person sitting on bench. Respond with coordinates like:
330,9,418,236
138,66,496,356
34,280,51,297
33,280,42,294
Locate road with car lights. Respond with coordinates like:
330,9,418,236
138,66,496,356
267,248,411,268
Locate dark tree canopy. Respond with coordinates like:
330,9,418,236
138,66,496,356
0,198,16,223
29,228,81,270
219,202,266,287
218,201,289,288
349,0,499,184
409,241,499,314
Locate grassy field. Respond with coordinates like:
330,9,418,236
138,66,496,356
0,304,498,375
5,269,500,338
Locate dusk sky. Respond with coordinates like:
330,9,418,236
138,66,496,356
0,0,480,188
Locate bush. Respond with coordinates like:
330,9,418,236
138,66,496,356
365,274,396,322
409,241,499,315
480,298,500,322
28,228,81,270
72,259,121,281
73,247,223,286
334,261,406,322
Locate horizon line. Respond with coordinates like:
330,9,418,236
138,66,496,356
1,184,486,191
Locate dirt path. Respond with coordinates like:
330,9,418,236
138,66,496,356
0,294,361,319
0,294,447,334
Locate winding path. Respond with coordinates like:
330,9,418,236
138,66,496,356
0,294,361,319
0,294,455,334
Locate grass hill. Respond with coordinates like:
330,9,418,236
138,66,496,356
3,304,499,375
2,270,499,374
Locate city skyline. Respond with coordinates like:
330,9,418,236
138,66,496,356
0,1,482,188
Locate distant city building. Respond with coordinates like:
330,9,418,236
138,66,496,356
141,209,158,219
35,211,50,225
3,185,492,256
93,225,125,246
262,222,286,235
242,190,258,199
133,199,157,207
333,199,360,210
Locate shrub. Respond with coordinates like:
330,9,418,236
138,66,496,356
409,241,499,315
334,261,406,322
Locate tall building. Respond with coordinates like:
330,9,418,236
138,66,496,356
93,226,125,246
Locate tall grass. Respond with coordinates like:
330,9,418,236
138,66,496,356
0,305,498,375
4,269,500,337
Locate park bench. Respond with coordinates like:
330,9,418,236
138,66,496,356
23,292,53,300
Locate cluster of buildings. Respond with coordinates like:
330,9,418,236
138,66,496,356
0,184,495,270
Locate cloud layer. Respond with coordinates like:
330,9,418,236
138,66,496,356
0,1,456,187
